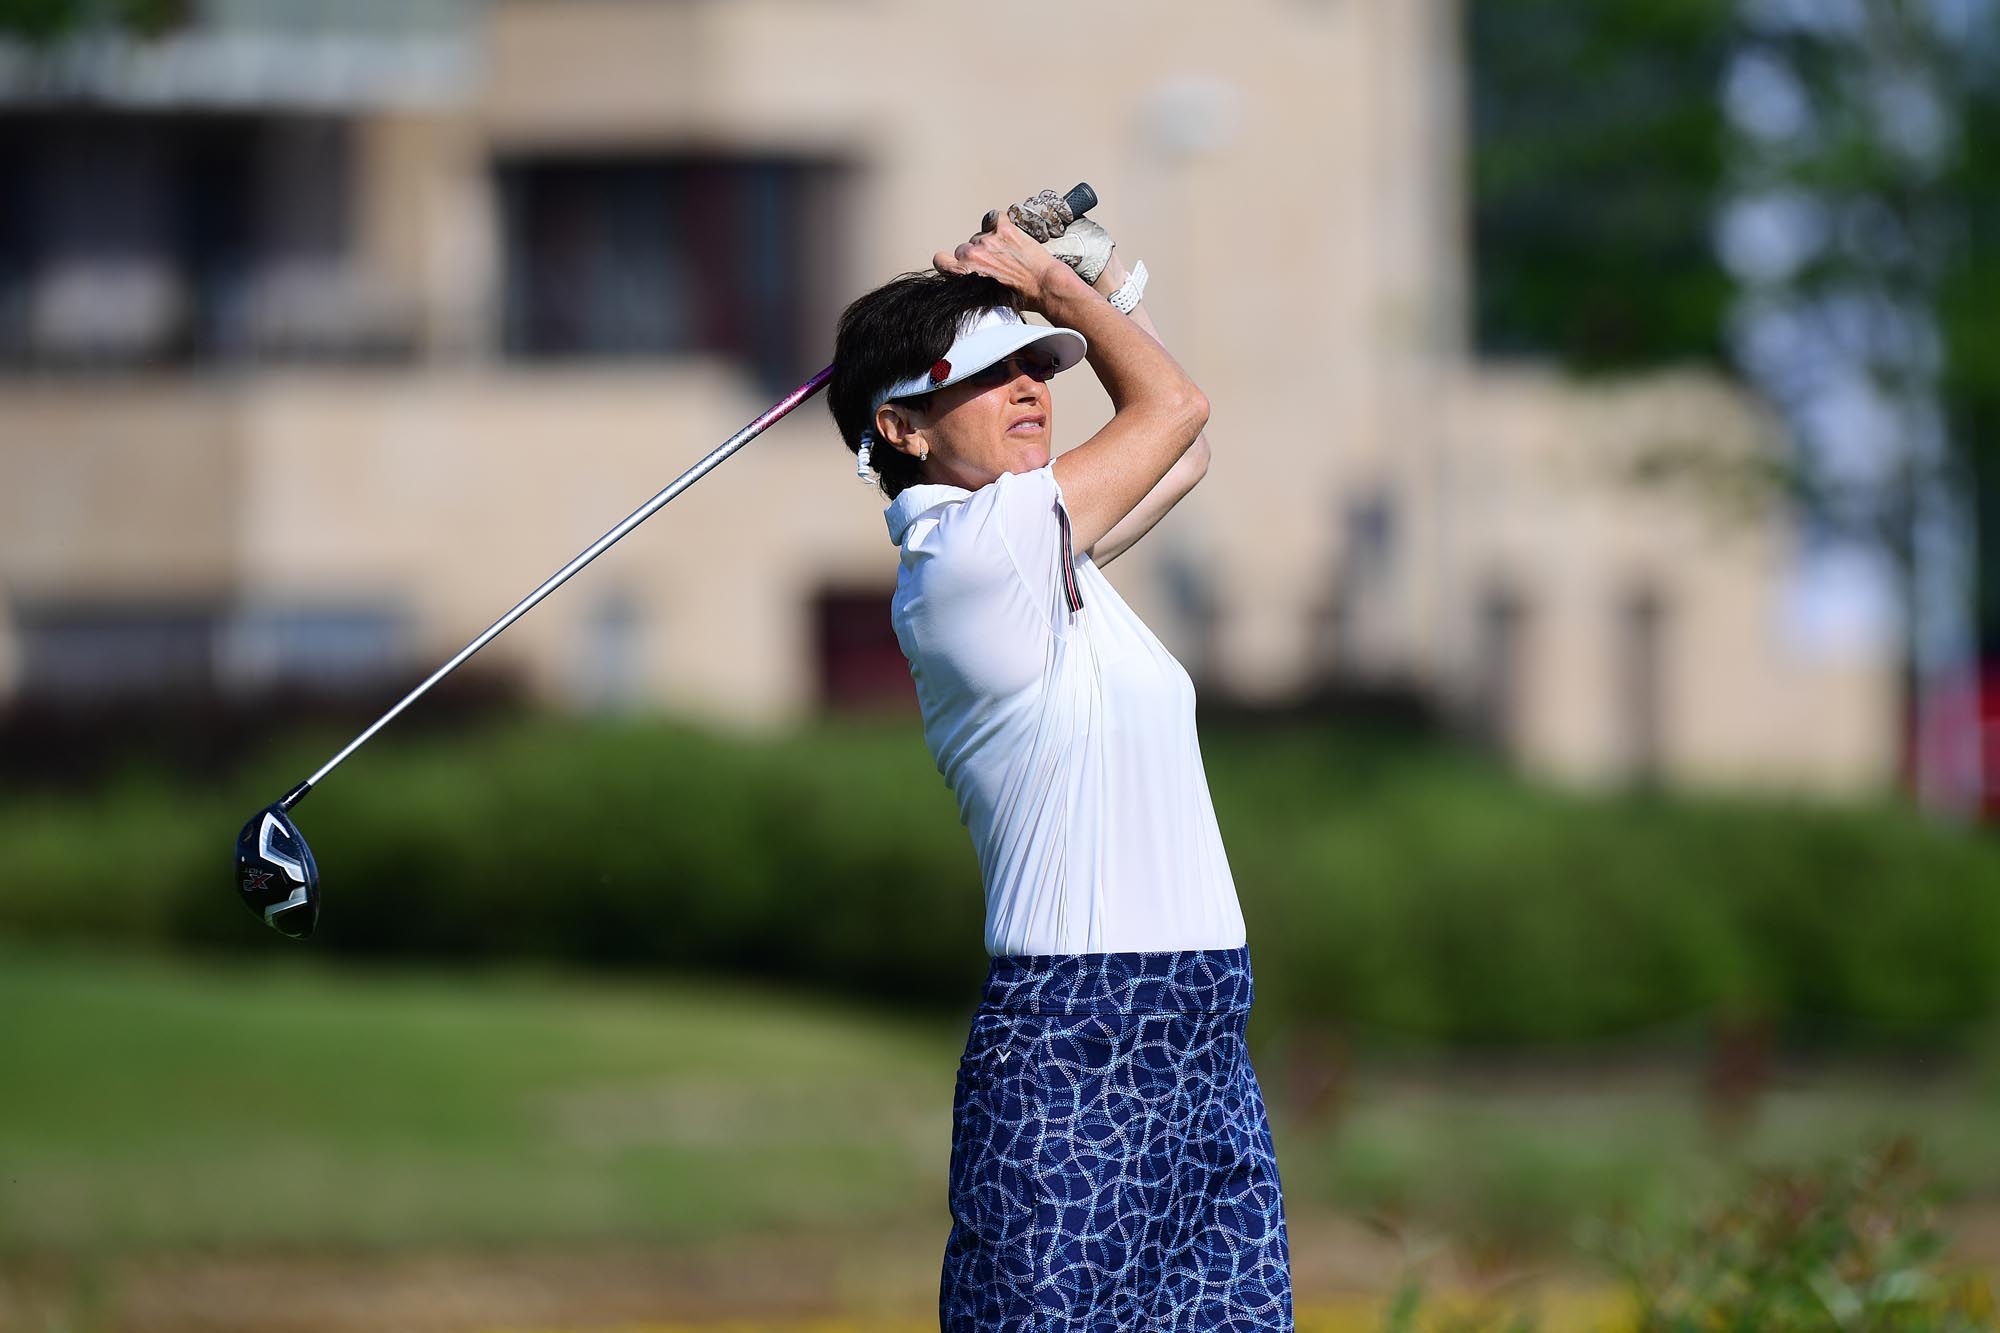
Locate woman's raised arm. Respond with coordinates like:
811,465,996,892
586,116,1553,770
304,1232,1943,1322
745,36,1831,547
1081,255,1211,567
935,214,1209,554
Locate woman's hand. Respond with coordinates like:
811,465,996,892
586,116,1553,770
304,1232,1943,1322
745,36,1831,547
932,211,1081,314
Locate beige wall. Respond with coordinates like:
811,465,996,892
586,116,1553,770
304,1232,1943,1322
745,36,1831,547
1,382,243,701
470,0,1467,703
231,364,849,720
1433,368,1898,795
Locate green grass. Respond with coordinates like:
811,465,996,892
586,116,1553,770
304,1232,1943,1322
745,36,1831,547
0,937,960,1253
1287,1063,2000,1262
8,939,2000,1269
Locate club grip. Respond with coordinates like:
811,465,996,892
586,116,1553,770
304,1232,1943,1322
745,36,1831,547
1064,182,1098,219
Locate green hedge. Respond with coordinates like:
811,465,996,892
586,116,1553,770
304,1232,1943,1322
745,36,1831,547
3,716,1997,1048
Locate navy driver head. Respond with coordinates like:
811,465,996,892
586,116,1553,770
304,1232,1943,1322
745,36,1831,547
235,803,320,938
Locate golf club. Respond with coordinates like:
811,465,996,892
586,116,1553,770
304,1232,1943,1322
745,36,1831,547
234,182,1101,938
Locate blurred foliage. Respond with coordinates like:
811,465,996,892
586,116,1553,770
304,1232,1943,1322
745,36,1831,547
0,0,190,43
1474,0,2000,662
1607,1138,1996,1332
1727,3,1999,614
1470,0,1737,370
1382,1140,1996,1331
1207,722,2000,1048
1944,25,2000,441
3,717,1998,1049
1934,11,2000,652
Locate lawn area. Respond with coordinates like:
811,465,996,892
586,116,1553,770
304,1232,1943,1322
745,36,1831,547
6,938,2000,1327
0,937,959,1254
1292,1049,2000,1263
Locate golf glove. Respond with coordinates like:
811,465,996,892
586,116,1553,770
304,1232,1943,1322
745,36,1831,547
1041,218,1115,286
988,188,1117,285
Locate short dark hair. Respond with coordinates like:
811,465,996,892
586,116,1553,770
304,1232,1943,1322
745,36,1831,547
829,270,1018,499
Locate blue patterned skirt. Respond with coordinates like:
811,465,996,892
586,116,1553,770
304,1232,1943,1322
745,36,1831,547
940,947,1293,1330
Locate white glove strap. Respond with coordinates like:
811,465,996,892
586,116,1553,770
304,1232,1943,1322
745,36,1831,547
1108,260,1149,314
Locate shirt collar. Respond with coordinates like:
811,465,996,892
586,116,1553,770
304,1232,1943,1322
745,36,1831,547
884,482,972,545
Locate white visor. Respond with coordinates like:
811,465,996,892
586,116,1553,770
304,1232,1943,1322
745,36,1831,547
871,307,1088,415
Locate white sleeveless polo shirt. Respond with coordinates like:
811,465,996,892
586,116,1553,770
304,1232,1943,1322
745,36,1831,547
884,463,1246,957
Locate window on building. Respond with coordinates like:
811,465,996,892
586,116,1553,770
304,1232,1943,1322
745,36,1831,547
1617,584,1668,784
813,586,912,713
569,590,645,713
1473,584,1529,751
1155,546,1219,687
0,112,398,368
15,602,219,699
496,154,848,390
12,601,419,702
1317,489,1402,681
219,604,412,697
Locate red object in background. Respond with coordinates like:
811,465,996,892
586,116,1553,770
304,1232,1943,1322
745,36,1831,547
1911,666,1998,819
814,587,916,713
1980,666,2000,821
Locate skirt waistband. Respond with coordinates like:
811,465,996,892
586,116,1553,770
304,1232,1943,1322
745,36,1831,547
978,947,1254,1015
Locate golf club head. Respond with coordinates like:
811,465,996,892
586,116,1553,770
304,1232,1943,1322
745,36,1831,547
235,803,320,939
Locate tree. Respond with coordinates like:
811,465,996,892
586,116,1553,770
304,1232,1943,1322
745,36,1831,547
1472,0,1738,371
0,0,188,44
1471,0,2000,811
1722,0,2000,812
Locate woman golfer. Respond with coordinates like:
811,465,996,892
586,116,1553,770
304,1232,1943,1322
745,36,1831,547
828,190,1292,1329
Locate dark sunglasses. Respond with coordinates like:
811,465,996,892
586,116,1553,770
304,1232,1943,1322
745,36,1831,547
957,350,1060,391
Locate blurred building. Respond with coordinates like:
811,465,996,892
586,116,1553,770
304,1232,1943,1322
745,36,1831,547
0,0,1897,795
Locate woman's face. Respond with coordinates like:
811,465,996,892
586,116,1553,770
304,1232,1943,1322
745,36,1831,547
883,350,1057,491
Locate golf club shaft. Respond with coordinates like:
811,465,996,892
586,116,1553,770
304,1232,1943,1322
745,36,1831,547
279,182,1101,813
284,364,835,809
